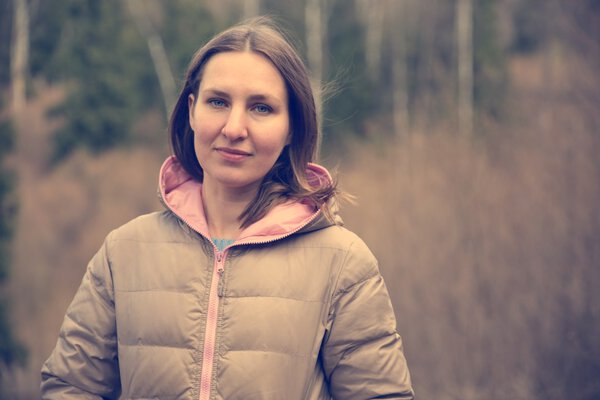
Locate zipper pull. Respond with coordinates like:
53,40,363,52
216,253,224,276
218,278,225,297
217,267,225,296
216,251,225,296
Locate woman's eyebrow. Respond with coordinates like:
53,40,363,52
247,93,284,105
200,88,230,98
201,88,284,104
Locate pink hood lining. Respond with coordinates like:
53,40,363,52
159,156,332,245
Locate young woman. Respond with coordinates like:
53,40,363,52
41,17,414,400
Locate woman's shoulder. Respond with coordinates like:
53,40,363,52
294,224,381,293
297,223,377,263
106,210,193,244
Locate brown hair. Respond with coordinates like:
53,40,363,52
169,17,338,228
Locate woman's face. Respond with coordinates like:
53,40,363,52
188,51,290,194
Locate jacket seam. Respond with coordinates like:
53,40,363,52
105,232,117,302
115,288,199,294
108,238,201,245
88,269,115,308
224,294,325,303
61,313,114,342
326,241,379,331
336,266,379,295
236,244,349,251
328,269,380,333
330,241,353,295
43,374,106,398
340,329,398,358
224,348,313,358
118,342,192,350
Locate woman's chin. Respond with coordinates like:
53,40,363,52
204,174,262,194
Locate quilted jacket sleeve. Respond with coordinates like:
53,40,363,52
322,239,414,399
41,235,121,399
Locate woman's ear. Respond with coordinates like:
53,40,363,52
188,94,195,127
285,131,292,145
188,94,196,113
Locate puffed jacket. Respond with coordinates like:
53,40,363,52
41,156,414,399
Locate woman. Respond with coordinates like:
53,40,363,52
41,17,414,399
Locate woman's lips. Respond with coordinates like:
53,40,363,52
215,147,252,162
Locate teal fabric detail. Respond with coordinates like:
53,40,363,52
213,238,235,252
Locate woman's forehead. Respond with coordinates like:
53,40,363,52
199,51,287,100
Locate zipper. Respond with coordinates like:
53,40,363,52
199,249,226,400
230,209,322,248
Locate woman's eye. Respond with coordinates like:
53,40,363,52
208,99,226,108
253,104,272,114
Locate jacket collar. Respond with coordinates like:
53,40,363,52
158,156,335,246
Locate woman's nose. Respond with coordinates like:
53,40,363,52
221,107,248,141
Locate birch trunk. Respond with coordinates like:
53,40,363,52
11,0,29,114
126,0,176,119
356,0,385,81
456,0,474,136
389,0,410,138
305,0,327,158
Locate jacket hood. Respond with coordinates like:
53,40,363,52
158,156,339,246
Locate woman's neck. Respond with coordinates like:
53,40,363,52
201,178,258,240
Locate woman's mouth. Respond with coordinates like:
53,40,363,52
215,147,252,162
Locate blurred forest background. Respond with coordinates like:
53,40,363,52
0,0,599,398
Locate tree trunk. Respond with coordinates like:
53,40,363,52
305,0,328,158
356,0,385,81
11,0,29,115
456,0,474,136
389,0,411,138
126,0,176,119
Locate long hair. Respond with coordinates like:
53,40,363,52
169,17,338,228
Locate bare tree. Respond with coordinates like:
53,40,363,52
305,0,332,158
456,0,474,136
388,0,413,138
126,0,176,119
11,0,29,114
355,0,385,81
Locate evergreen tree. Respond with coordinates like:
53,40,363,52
511,0,550,54
43,0,157,161
0,117,26,370
323,0,375,143
0,0,13,87
160,1,218,80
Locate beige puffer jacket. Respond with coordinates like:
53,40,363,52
41,157,414,399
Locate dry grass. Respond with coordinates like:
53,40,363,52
339,51,600,399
